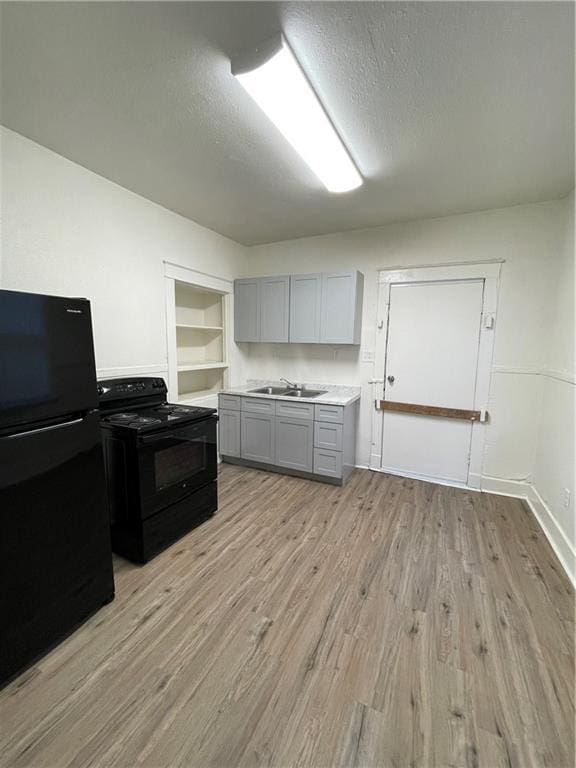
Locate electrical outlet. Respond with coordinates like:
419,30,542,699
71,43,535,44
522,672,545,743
362,350,375,363
562,488,571,509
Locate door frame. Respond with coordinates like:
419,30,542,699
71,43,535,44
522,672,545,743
369,261,502,489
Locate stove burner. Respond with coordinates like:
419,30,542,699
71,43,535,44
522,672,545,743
106,412,139,423
154,405,201,415
104,413,161,428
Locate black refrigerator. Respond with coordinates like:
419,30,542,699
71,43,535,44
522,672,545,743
0,289,115,686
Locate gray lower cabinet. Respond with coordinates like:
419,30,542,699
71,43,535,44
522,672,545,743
313,448,343,479
240,411,275,464
314,421,343,451
275,416,313,472
219,394,241,411
218,409,241,457
219,393,358,484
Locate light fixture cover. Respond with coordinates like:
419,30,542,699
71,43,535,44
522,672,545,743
232,35,362,193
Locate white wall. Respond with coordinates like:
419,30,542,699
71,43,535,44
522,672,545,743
532,191,575,579
0,127,249,383
243,199,567,478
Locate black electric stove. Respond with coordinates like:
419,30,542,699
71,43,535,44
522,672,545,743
98,377,218,564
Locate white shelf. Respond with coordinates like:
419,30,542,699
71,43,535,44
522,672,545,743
177,362,229,372
179,389,220,403
170,279,228,403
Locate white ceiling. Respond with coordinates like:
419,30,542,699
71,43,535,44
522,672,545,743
1,2,573,246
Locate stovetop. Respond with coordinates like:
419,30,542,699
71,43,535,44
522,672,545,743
100,403,216,432
98,378,216,432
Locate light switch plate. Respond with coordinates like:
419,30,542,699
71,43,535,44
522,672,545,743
362,350,375,363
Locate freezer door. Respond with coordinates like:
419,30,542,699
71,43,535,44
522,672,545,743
0,411,114,685
0,290,99,430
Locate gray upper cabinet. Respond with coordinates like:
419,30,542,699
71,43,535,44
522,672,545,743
260,276,290,342
320,271,364,345
234,276,289,342
234,278,260,341
234,270,363,345
289,273,322,343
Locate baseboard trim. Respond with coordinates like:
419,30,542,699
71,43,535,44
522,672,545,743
368,465,481,492
528,485,576,588
477,475,531,497
481,475,575,588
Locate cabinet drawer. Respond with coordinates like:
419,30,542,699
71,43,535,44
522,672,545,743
241,397,276,415
314,421,343,451
218,394,241,411
314,404,344,424
314,448,343,479
275,400,314,420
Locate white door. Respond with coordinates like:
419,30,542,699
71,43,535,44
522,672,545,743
381,279,484,485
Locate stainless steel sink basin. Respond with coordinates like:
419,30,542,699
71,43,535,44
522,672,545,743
284,389,327,398
248,386,327,399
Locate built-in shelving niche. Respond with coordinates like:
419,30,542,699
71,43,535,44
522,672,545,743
173,281,228,403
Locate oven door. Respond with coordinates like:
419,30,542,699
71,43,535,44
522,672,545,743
136,415,217,519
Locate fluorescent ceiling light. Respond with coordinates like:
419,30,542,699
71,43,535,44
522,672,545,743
232,35,362,193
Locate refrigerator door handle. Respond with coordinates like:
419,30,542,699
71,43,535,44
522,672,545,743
3,417,84,439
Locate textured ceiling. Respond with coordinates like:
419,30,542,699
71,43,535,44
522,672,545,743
1,2,573,245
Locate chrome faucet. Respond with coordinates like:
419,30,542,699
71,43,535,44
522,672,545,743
280,377,302,390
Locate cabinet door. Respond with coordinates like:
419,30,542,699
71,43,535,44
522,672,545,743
234,279,260,342
218,409,241,457
320,272,363,344
260,276,290,342
289,274,322,343
241,412,275,464
275,416,313,472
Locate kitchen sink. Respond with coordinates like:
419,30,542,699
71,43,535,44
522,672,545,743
248,386,327,398
284,389,327,398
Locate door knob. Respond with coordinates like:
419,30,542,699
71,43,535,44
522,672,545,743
387,375,395,384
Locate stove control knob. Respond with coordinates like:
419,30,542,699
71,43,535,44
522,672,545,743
97,384,104,396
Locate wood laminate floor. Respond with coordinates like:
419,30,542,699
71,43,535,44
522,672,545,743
1,465,574,768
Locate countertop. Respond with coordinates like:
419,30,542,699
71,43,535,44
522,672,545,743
219,380,361,407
